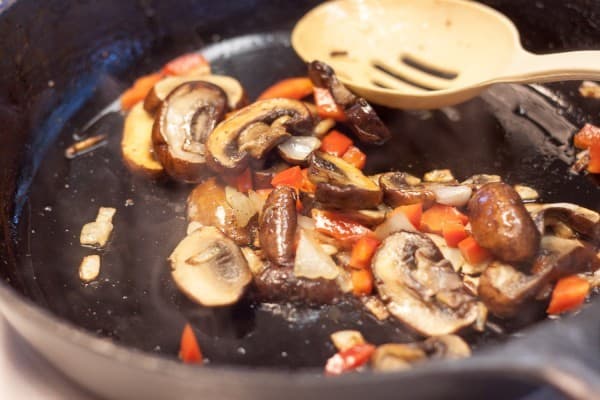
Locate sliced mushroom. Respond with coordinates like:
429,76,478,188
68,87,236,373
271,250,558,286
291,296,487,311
373,231,480,336
526,202,600,244
371,344,427,372
309,152,382,209
479,236,600,318
253,265,343,305
259,186,297,267
144,74,246,115
152,81,227,182
277,136,321,165
461,174,502,190
206,98,314,173
187,178,251,245
336,209,386,227
468,183,540,264
308,60,390,144
421,335,471,360
121,103,164,177
514,184,539,202
169,226,252,306
423,169,456,184
379,172,436,208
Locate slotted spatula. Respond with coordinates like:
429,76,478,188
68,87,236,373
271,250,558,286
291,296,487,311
291,0,600,109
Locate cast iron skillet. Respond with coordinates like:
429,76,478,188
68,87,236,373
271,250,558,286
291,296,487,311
0,0,600,399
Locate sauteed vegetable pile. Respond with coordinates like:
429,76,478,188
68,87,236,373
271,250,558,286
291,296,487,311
96,52,600,374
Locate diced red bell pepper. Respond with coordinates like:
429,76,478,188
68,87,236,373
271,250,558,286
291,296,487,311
588,144,600,173
574,123,600,149
320,130,353,157
349,236,381,270
547,275,590,315
442,221,469,248
314,87,346,121
312,209,373,243
324,344,376,375
271,166,304,190
458,236,491,265
390,203,423,230
300,168,317,193
257,77,314,100
162,53,210,76
351,268,374,296
120,72,164,111
420,204,469,234
179,323,203,364
342,145,367,169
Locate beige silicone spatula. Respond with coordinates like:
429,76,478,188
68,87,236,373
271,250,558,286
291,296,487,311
291,0,600,109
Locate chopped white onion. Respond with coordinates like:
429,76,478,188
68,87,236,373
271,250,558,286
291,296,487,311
375,211,417,240
277,136,321,164
297,215,316,231
430,184,472,207
225,186,257,227
247,190,267,217
294,230,339,280
79,255,101,283
426,233,465,272
330,330,366,352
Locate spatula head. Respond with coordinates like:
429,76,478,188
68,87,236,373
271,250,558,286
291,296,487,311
292,0,521,109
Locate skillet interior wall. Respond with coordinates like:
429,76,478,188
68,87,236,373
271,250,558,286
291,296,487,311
0,0,599,366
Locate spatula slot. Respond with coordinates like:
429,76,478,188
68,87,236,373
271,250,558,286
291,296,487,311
371,62,435,91
400,55,458,80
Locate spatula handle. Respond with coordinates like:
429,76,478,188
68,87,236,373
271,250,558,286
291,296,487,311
500,49,600,83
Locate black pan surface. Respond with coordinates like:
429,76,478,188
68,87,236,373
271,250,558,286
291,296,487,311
0,1,600,399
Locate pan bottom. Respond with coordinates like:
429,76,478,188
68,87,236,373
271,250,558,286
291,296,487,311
12,31,598,370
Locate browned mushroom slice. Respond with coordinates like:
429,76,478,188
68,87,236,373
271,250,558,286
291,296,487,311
479,236,600,318
152,81,227,182
308,151,382,209
121,103,164,177
187,178,251,245
372,231,480,336
461,174,502,190
371,344,427,372
468,183,540,264
253,265,343,306
308,60,390,144
205,98,314,173
144,74,247,115
379,172,436,208
259,186,298,267
169,226,252,306
526,203,600,244
421,335,471,360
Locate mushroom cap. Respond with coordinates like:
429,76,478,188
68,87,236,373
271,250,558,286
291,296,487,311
152,81,228,182
373,231,480,336
169,226,252,307
205,98,314,173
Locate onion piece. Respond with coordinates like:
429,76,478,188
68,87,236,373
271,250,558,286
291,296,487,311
294,230,339,280
277,136,321,164
330,330,366,352
225,186,257,227
375,211,417,240
426,233,465,272
297,215,316,231
247,190,267,217
429,184,472,207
